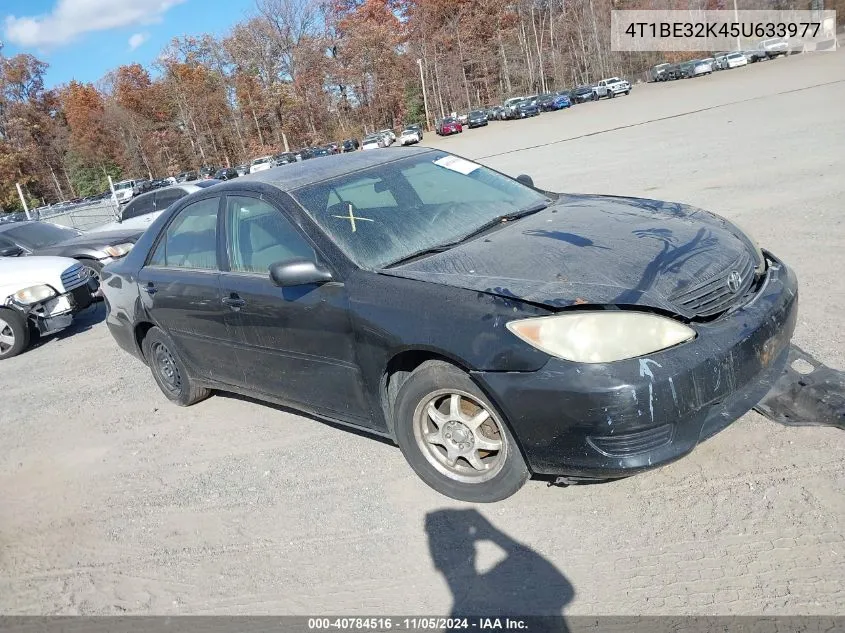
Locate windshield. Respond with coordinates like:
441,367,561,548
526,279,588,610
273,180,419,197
114,182,133,191
5,223,80,249
291,151,548,269
727,52,743,59
253,157,271,165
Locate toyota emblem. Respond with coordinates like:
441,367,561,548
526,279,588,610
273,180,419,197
727,270,742,293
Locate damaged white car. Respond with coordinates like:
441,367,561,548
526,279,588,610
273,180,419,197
0,256,98,359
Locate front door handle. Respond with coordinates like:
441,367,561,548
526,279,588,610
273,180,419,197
222,294,246,310
142,282,157,295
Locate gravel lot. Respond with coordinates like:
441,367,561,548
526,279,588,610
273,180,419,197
1,50,844,617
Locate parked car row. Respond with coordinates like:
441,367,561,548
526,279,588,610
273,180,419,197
434,77,632,135
649,39,790,82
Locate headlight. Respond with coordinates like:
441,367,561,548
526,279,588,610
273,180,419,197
507,311,696,364
104,243,133,258
14,284,57,305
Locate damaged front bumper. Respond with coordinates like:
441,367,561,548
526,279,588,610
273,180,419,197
472,253,798,478
14,280,99,335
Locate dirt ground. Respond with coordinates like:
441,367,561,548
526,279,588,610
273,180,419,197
1,50,843,616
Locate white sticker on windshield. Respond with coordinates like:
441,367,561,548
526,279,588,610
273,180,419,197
433,155,480,175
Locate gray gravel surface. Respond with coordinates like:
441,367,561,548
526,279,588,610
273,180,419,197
1,50,843,616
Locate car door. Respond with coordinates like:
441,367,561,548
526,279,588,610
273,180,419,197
217,193,370,422
137,195,240,384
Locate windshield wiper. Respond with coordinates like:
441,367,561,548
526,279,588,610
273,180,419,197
383,201,549,268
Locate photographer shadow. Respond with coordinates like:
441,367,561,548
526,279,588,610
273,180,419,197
426,509,573,630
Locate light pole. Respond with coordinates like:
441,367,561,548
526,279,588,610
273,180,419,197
417,58,432,132
733,0,741,51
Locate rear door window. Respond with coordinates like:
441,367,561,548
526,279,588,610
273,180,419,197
155,188,189,211
121,193,155,221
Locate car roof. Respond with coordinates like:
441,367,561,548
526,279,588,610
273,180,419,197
231,147,437,192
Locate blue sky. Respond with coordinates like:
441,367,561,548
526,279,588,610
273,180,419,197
2,0,254,88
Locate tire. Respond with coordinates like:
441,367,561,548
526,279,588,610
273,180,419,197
0,308,30,360
625,89,630,95
392,360,530,502
609,91,615,98
141,326,210,406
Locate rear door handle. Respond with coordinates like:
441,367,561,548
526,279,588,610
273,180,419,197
142,282,157,295
222,294,246,309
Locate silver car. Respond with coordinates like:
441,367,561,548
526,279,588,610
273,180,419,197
692,59,713,76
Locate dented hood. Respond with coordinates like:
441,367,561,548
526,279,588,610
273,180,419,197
382,194,752,316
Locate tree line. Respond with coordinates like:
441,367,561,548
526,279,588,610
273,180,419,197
0,0,836,211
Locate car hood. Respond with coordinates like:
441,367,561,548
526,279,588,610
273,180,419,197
0,255,80,298
381,194,753,318
31,228,142,255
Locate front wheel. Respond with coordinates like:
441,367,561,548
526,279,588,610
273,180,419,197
393,361,530,502
0,308,30,360
141,326,210,406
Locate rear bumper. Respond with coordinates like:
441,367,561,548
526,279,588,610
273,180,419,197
472,254,798,477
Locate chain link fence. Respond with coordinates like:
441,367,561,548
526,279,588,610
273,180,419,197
37,199,120,231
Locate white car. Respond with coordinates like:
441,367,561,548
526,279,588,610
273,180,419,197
112,179,142,205
398,128,422,146
249,156,275,174
0,255,97,359
361,134,386,151
378,129,396,144
594,77,631,98
725,52,748,68
758,37,789,58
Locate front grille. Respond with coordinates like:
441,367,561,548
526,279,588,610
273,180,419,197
588,424,674,457
671,251,756,318
60,263,88,292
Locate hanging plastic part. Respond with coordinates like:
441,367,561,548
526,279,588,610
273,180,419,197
754,344,845,430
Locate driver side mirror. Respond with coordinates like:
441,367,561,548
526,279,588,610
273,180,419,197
0,245,23,257
516,174,535,188
269,258,333,287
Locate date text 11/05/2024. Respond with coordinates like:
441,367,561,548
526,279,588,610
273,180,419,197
308,617,530,630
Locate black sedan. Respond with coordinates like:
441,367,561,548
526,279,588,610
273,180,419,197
570,85,597,103
101,148,797,502
467,109,489,128
0,221,141,280
516,100,540,118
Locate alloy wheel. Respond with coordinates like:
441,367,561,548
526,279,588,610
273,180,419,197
413,389,507,484
0,317,15,356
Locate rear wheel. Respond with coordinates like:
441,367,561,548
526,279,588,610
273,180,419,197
393,361,529,502
141,326,210,406
0,308,29,360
